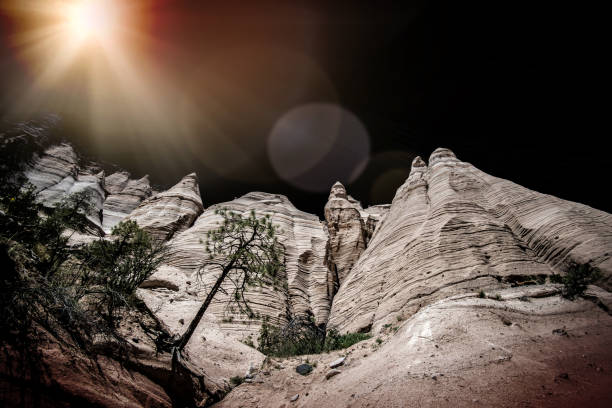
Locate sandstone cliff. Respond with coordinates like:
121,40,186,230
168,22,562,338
328,148,612,334
4,121,612,407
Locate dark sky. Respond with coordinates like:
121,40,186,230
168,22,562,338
1,1,609,216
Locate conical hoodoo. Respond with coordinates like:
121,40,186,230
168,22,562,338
3,126,612,408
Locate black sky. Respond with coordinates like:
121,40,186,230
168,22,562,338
1,1,609,216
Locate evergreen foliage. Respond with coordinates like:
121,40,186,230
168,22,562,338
176,208,284,351
0,178,167,349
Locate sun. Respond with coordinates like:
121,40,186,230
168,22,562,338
65,0,119,40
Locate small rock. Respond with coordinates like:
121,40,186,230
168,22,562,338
330,357,346,368
431,375,437,380
245,363,256,379
132,337,139,343
296,364,313,375
179,318,184,325
290,394,299,402
244,378,253,383
558,372,569,380
326,369,341,380
552,328,568,336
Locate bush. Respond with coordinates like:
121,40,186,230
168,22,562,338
257,318,371,357
229,376,244,387
324,329,371,351
258,317,325,357
1,180,167,348
76,220,167,326
560,263,602,299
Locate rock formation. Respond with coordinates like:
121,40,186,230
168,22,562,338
4,121,612,408
328,148,612,334
102,171,153,233
24,143,106,231
127,173,204,241
138,192,331,347
324,182,388,296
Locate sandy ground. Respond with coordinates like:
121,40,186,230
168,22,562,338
215,288,612,408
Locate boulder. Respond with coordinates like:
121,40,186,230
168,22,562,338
325,369,341,379
329,356,345,368
296,364,313,375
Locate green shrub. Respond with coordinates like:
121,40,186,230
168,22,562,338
256,319,371,357
229,376,244,386
257,317,325,357
478,290,485,298
1,181,167,348
76,220,167,326
324,329,371,351
560,263,602,299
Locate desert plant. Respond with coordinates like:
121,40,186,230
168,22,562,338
560,263,602,299
324,329,371,351
76,220,167,326
176,208,284,353
258,316,325,357
229,376,244,386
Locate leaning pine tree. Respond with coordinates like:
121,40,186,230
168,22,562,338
175,208,284,355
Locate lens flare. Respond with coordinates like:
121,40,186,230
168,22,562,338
65,0,118,40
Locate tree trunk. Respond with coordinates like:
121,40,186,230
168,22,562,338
177,262,233,352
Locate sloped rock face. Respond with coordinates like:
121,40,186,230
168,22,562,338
127,173,203,241
328,148,612,334
324,182,371,295
20,142,154,236
138,192,331,345
102,172,153,233
24,144,106,231
219,285,612,408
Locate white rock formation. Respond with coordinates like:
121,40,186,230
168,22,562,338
324,182,370,295
218,285,612,408
102,172,152,233
328,148,612,334
138,192,331,345
128,173,203,241
24,144,106,231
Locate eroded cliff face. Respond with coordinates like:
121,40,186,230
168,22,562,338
138,192,331,344
128,172,204,241
102,171,153,233
324,182,389,296
327,148,612,334
22,143,155,235
7,126,612,407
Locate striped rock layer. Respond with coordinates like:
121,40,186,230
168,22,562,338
327,148,612,334
138,192,331,344
128,173,204,241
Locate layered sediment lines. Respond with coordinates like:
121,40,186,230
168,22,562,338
128,173,204,241
324,182,388,296
139,192,331,345
328,148,612,334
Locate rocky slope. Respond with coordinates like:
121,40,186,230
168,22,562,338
328,148,612,334
3,119,611,407
218,284,612,408
102,171,153,233
138,191,331,343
